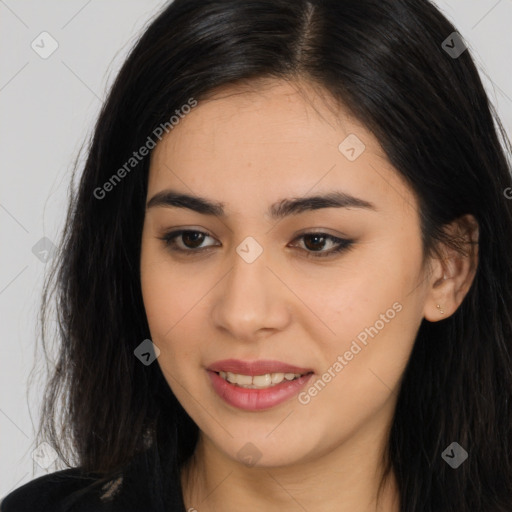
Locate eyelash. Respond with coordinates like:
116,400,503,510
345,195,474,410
158,230,353,259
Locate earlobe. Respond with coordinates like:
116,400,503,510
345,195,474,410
423,214,479,322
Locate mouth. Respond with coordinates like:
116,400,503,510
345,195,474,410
215,370,309,389
206,359,314,411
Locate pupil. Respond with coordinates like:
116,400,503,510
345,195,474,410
304,234,326,251
183,231,204,248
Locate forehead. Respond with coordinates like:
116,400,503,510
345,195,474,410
153,78,380,159
147,79,415,218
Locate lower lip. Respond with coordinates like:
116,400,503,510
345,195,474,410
207,370,313,411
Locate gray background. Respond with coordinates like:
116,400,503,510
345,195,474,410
1,0,511,497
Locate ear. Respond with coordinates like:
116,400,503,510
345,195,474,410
423,214,479,322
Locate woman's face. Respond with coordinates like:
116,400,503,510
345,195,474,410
140,79,432,468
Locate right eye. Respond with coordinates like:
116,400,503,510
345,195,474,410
159,229,219,255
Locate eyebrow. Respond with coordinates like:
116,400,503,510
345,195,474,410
146,189,376,219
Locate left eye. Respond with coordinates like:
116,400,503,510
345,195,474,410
291,233,353,257
159,230,353,258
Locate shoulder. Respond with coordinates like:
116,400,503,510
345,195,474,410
0,467,124,512
0,447,185,511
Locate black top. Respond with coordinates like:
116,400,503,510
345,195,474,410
0,450,186,512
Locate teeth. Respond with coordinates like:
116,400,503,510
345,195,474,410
253,374,272,387
231,372,252,385
218,371,304,389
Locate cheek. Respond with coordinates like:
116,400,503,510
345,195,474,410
297,290,422,444
299,237,423,346
141,234,193,331
141,242,182,350
305,237,425,390
140,243,212,380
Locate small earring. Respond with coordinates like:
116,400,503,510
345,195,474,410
436,304,445,315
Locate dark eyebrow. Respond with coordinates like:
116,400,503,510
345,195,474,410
146,189,376,219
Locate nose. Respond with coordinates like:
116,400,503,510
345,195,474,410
211,243,292,343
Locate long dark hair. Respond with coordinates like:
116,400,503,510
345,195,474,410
37,0,512,510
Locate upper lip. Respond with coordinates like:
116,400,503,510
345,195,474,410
207,359,313,376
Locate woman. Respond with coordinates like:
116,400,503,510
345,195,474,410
2,0,511,510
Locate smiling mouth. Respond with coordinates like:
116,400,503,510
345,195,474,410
216,371,313,389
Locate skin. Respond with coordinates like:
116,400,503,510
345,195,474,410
140,78,478,512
